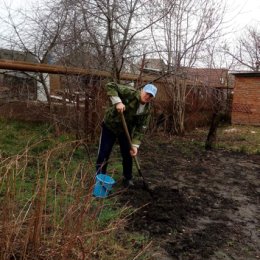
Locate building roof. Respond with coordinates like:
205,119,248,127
142,58,166,72
183,67,232,88
0,48,38,63
230,71,260,77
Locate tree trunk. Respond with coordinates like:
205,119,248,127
205,112,224,150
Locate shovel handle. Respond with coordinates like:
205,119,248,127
119,112,141,171
119,112,133,149
120,112,153,196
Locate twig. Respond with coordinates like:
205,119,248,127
77,236,85,260
132,240,153,260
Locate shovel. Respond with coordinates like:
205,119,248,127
119,112,153,196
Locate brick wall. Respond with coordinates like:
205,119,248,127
232,75,260,126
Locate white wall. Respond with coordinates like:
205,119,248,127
37,73,50,102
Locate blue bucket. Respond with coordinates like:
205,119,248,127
93,174,116,198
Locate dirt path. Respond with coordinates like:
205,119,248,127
119,139,260,260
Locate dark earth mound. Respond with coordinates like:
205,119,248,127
118,140,260,260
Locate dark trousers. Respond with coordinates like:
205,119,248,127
96,123,133,180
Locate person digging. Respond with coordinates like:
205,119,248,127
96,81,157,188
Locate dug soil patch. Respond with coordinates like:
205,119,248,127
119,139,260,260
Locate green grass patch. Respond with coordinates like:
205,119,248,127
181,125,260,155
217,125,260,154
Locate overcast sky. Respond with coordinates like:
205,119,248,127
226,0,259,29
1,0,259,22
0,0,259,44
1,0,259,27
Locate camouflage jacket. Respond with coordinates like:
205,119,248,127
104,82,151,146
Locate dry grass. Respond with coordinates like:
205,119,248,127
0,120,151,260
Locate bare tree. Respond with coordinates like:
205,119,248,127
224,26,260,71
1,0,174,88
151,0,227,134
53,0,175,81
0,0,69,105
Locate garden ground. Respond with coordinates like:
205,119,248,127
116,129,260,260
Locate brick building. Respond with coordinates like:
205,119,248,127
231,71,260,126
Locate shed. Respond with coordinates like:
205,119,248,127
0,48,38,101
230,71,260,126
